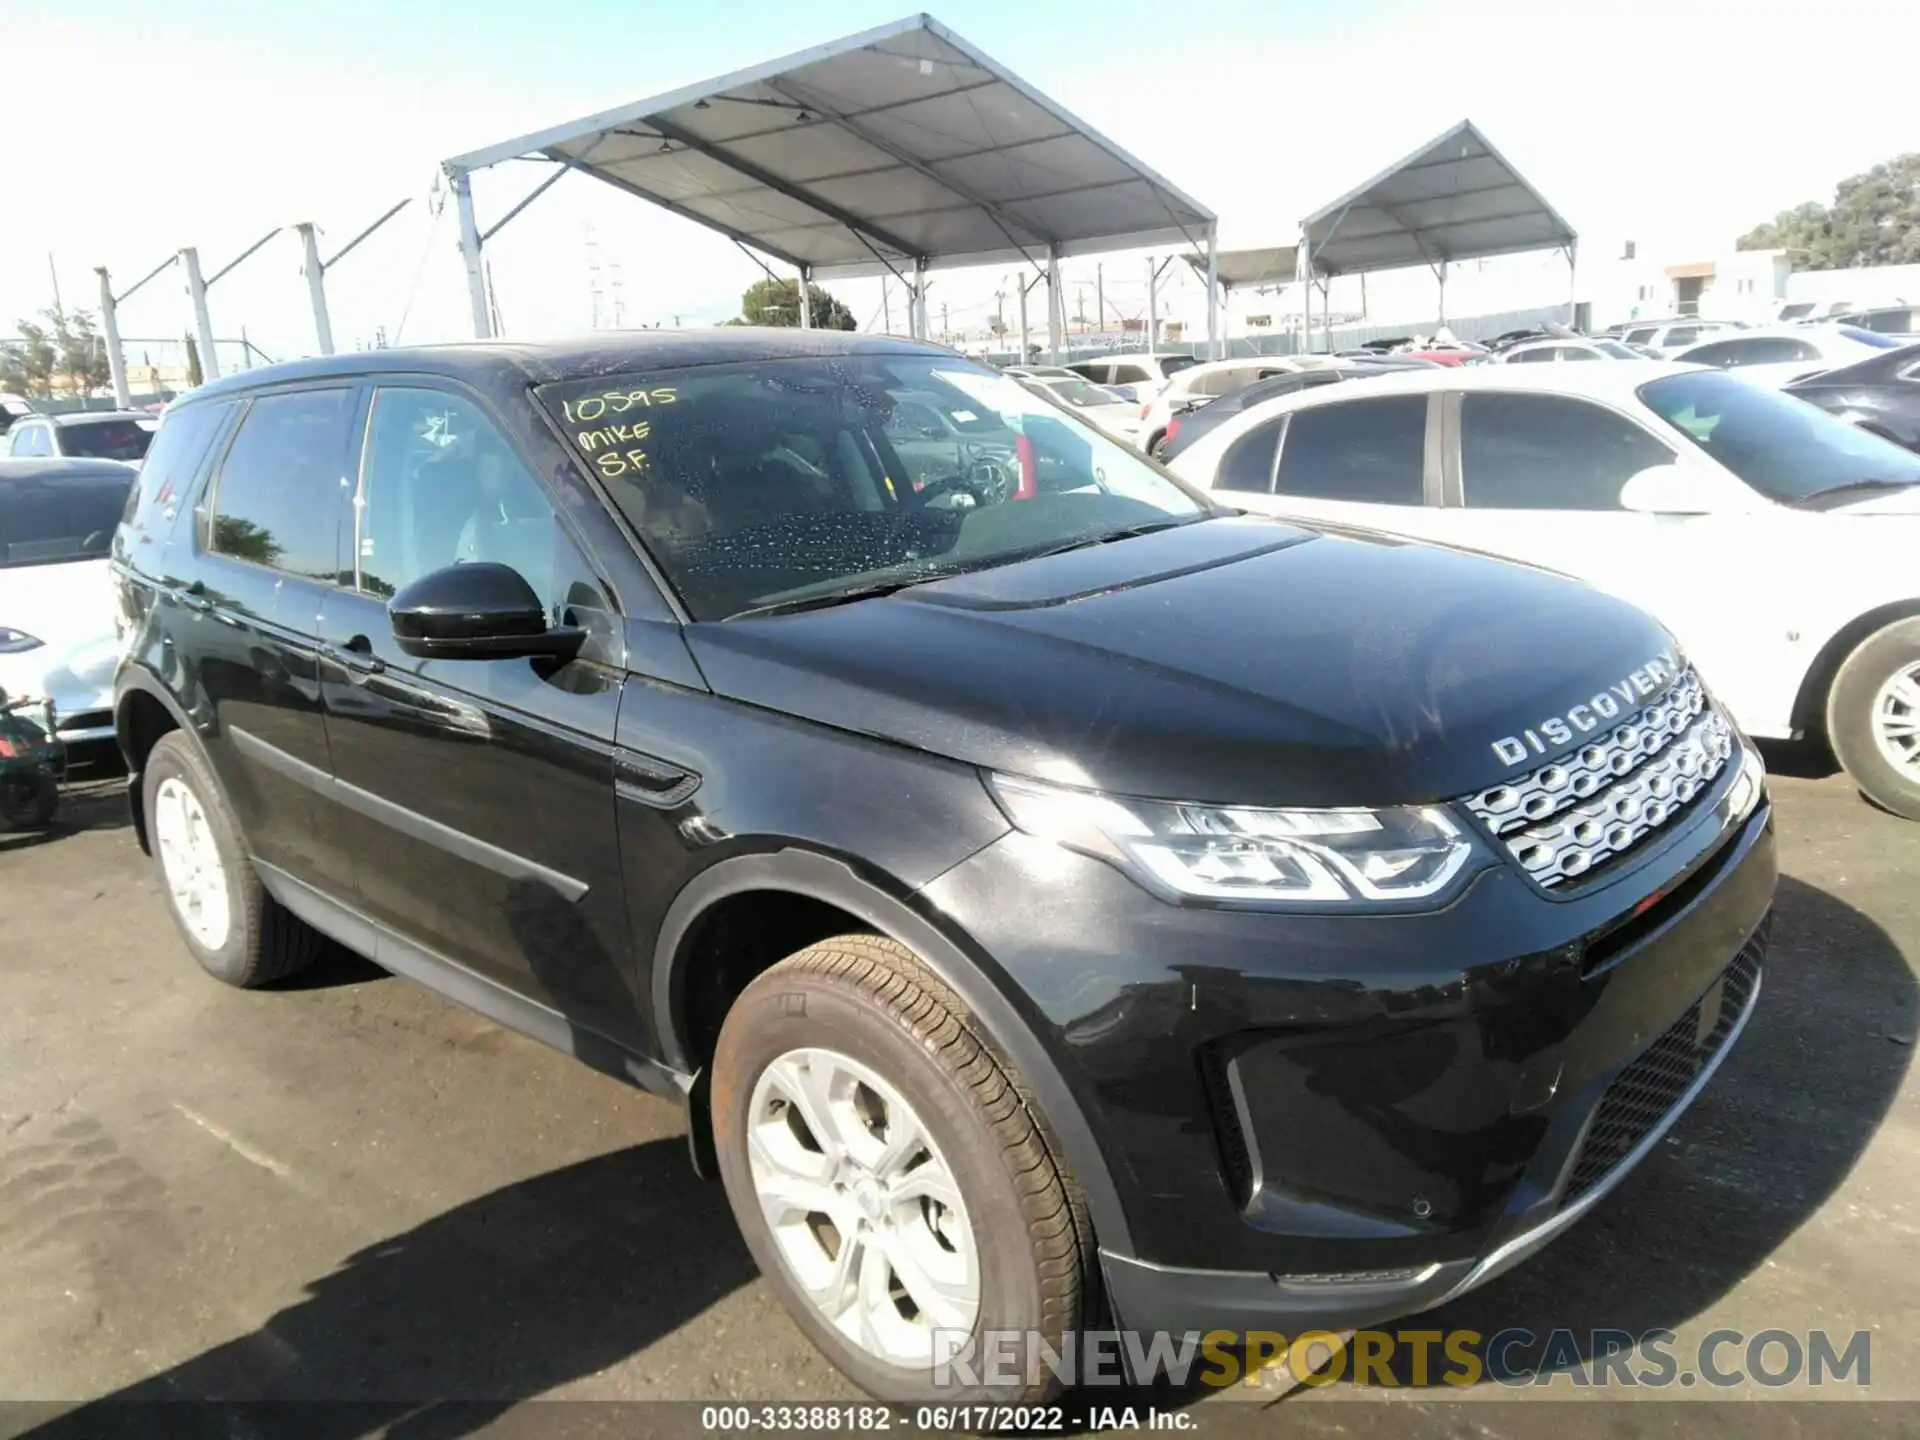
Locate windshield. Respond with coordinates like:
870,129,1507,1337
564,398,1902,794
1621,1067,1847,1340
1639,370,1920,503
58,417,154,462
0,472,135,567
537,355,1210,620
1038,378,1122,410
1835,325,1903,350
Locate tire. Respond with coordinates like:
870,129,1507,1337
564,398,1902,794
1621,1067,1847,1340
711,934,1090,1404
1,773,58,830
1147,431,1168,459
142,732,323,986
1826,617,1920,821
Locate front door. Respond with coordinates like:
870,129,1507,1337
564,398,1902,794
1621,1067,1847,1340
168,385,358,900
316,383,640,1049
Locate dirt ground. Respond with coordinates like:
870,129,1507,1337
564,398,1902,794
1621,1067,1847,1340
1,744,1913,1438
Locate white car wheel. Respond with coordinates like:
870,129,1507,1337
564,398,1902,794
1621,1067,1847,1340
153,775,232,950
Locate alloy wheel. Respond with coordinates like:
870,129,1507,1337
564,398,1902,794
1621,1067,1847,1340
153,776,232,950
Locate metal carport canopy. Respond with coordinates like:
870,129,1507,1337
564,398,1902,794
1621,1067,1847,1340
441,12,1218,347
1300,119,1575,277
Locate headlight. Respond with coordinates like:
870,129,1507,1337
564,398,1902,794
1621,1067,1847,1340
0,628,44,655
1725,741,1766,822
988,773,1484,906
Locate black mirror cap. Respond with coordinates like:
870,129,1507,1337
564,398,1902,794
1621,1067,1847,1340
387,562,584,662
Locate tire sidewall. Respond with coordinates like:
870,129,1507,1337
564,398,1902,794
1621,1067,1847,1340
144,737,253,983
712,972,1053,1403
1828,618,1920,821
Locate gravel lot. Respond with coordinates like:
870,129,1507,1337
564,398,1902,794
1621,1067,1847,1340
1,745,1913,1438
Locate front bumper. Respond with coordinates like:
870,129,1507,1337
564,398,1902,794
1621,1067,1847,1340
918,760,1777,1335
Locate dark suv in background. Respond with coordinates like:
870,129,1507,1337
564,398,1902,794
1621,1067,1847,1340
112,331,1775,1402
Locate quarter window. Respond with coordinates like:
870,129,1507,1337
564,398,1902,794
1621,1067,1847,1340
1275,396,1427,504
206,389,349,580
121,402,232,535
1216,418,1284,493
1460,394,1673,511
356,388,560,608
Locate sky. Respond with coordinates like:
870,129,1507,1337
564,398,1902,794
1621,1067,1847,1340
5,0,1917,363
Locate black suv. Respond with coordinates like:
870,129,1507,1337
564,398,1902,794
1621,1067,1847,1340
112,331,1776,1402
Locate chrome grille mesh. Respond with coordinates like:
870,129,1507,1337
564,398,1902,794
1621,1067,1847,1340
1466,669,1735,888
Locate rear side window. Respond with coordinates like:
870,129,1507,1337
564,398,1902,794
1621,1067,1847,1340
1111,365,1151,384
1623,328,1657,346
206,389,350,581
1275,396,1427,504
1686,337,1820,368
1216,418,1284,493
8,424,52,457
120,402,233,539
1506,348,1552,364
1460,393,1673,510
1663,326,1702,347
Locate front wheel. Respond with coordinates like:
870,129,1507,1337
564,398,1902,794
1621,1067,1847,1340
710,935,1089,1404
1827,617,1920,821
0,773,58,830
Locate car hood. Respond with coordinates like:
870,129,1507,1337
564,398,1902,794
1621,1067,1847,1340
1825,488,1920,516
686,516,1684,808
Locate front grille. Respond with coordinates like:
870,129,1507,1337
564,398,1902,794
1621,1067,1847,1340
1562,915,1769,1203
1466,668,1735,889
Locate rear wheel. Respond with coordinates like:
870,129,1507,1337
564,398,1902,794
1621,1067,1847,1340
143,732,323,986
0,773,58,829
710,934,1088,1403
1827,617,1920,821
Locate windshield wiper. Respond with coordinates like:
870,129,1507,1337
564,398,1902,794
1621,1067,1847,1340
1788,477,1920,509
726,572,956,620
1014,516,1207,564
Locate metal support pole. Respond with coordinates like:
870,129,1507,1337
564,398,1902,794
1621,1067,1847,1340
911,258,930,339
1436,262,1448,329
296,223,335,356
1146,255,1158,353
882,278,892,335
798,264,813,330
1045,247,1063,362
180,247,221,382
1299,233,1312,357
1566,243,1579,327
1017,281,1030,363
1204,223,1220,360
95,267,132,409
448,166,492,339
1096,263,1105,343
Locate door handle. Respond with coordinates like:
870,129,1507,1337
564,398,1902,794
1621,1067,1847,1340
178,579,213,613
330,634,387,683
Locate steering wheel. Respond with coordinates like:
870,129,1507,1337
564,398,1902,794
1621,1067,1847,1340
913,455,1017,511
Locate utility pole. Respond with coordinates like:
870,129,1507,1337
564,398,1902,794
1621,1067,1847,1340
48,254,63,314
94,267,131,408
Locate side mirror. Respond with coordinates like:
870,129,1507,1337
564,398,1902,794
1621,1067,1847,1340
387,562,585,662
1618,464,1719,516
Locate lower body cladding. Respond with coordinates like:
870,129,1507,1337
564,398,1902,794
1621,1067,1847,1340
916,788,1778,1341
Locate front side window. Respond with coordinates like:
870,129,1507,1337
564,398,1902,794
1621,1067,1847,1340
1461,393,1673,511
0,470,134,568
206,388,349,580
57,417,155,462
1274,396,1427,504
1639,370,1920,504
536,356,1210,620
8,424,51,457
356,388,559,606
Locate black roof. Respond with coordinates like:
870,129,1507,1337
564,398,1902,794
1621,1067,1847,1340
178,329,948,409
0,457,138,483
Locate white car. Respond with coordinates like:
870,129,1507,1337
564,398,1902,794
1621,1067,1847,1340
1670,324,1908,388
1064,352,1199,394
1168,361,1920,818
5,409,158,464
1499,338,1643,364
0,458,139,745
1020,375,1144,443
1135,356,1333,456
1614,320,1739,358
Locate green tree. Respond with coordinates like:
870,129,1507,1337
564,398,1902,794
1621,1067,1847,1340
1737,153,1920,269
736,277,857,329
0,307,111,399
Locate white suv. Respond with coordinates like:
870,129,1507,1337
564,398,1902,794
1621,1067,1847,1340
1168,361,1920,818
1614,320,1738,358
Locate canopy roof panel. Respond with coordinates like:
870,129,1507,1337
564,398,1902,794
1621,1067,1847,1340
446,13,1214,280
1183,245,1299,289
1302,120,1575,277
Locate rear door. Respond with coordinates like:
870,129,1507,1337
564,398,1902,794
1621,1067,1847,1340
316,381,638,1043
169,385,358,899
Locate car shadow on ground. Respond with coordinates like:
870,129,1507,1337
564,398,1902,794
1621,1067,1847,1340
1754,736,1840,781
1300,872,1914,1390
15,1138,759,1440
